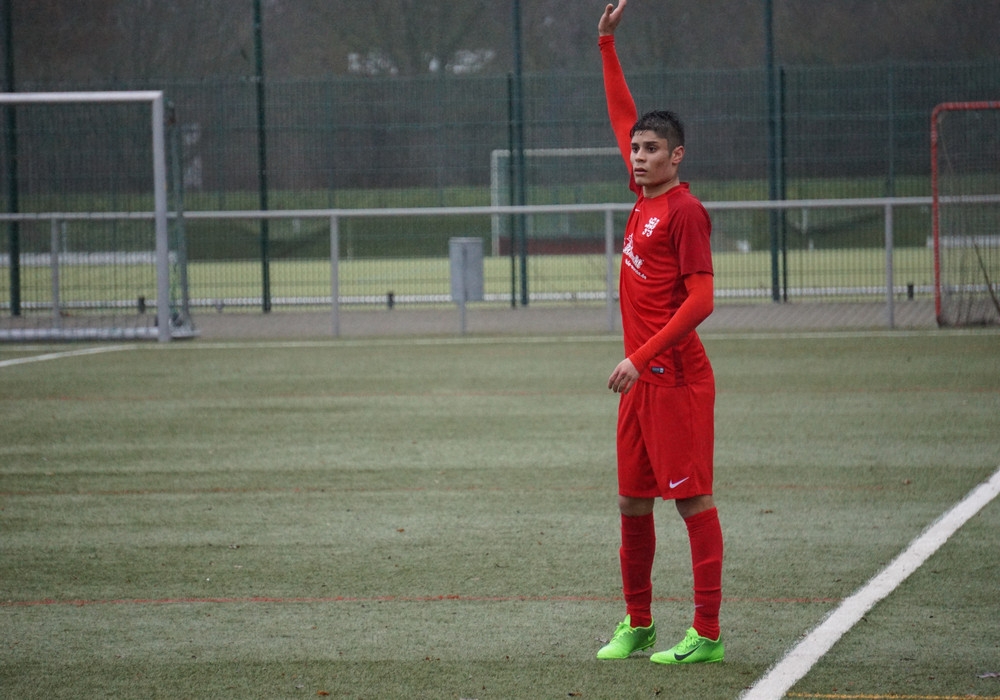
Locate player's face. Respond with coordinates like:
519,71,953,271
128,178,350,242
630,131,684,198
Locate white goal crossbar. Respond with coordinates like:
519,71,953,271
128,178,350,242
0,91,173,341
489,147,620,255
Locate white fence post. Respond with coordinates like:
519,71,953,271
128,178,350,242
884,202,895,329
330,215,340,337
605,208,617,333
50,218,61,328
150,93,170,342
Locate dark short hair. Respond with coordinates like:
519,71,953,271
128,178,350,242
630,110,685,150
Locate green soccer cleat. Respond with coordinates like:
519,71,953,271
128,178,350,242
649,627,724,665
596,615,656,659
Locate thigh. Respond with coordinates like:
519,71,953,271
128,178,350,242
640,378,715,500
616,384,661,499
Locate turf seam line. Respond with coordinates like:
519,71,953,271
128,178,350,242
741,464,1000,700
0,344,134,369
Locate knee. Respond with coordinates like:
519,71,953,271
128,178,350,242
675,494,715,519
618,495,655,517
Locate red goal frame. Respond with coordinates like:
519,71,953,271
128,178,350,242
930,100,1000,325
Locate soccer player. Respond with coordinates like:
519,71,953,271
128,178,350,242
595,0,725,665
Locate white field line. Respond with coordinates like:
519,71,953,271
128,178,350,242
0,345,134,369
741,464,1000,700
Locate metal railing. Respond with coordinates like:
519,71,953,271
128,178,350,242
6,195,995,339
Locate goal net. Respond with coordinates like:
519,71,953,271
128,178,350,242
0,92,194,341
931,101,1000,327
489,147,622,256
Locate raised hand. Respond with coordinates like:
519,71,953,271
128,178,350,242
598,0,627,36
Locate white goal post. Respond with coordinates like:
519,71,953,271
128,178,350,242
0,90,184,342
489,147,620,256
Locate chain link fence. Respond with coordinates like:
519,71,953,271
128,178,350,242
2,60,999,327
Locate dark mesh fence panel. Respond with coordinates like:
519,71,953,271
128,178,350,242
3,60,998,315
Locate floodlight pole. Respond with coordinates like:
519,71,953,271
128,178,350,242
1,0,20,316
765,0,781,303
253,0,271,313
511,0,528,307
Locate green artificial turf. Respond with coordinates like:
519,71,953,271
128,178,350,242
2,331,998,699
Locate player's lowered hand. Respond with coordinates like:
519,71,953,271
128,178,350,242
608,357,639,394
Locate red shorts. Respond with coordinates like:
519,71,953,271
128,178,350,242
616,376,715,500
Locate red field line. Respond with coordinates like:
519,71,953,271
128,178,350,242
1,594,840,608
1,482,888,498
0,484,607,497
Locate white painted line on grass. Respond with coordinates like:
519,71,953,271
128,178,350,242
0,345,134,369
741,464,1000,700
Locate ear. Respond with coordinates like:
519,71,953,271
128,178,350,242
671,145,685,165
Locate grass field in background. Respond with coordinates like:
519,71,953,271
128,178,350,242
1,246,936,310
6,173,936,262
1,331,998,699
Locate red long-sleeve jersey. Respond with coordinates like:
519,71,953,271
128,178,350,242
600,35,714,388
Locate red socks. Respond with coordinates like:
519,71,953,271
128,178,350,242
618,507,723,638
619,512,655,628
685,507,724,641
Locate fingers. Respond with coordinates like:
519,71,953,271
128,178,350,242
607,369,620,392
608,363,637,394
609,375,634,394
611,356,640,393
599,0,626,35
599,4,614,33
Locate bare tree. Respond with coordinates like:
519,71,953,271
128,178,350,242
778,0,1000,64
284,0,501,76
107,0,252,82
13,0,118,84
9,0,1000,84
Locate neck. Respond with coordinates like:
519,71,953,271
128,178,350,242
643,178,680,199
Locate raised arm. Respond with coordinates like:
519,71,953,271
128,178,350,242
598,2,637,167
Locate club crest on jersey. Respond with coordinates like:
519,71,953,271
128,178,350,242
623,233,646,279
641,217,660,237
